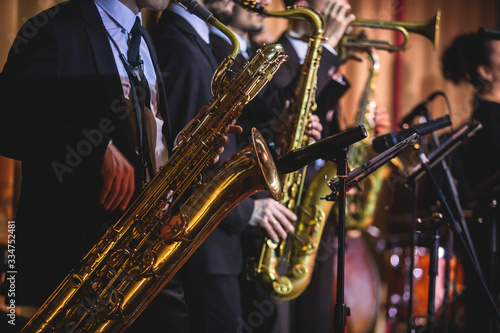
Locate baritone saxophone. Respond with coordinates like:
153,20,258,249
20,1,287,331
237,0,328,300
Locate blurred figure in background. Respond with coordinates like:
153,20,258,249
442,29,500,333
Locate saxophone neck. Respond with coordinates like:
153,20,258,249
210,19,241,98
355,49,380,133
176,0,240,99
236,0,324,38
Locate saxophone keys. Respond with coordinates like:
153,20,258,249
160,213,188,242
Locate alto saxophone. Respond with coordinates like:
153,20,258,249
20,2,287,332
237,0,326,300
304,13,441,231
301,48,386,235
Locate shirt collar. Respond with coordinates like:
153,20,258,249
286,31,338,64
285,32,308,64
210,26,249,55
95,0,142,33
169,3,210,44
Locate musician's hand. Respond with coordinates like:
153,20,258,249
212,119,243,164
305,114,323,142
100,142,135,211
249,198,296,242
373,106,391,136
175,106,243,164
322,0,356,49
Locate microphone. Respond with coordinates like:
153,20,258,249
479,28,500,40
400,91,445,127
275,125,367,174
177,0,214,22
372,115,451,153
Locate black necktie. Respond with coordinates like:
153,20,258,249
128,17,142,65
128,17,153,183
128,17,150,109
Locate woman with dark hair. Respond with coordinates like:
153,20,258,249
442,30,500,332
442,32,500,193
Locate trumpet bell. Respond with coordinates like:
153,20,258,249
343,9,441,53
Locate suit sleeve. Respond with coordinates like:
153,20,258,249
0,18,109,171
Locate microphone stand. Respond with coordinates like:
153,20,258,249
442,220,454,332
410,145,500,332
426,211,443,333
332,148,349,333
412,118,482,332
406,182,418,333
326,134,419,333
402,122,478,332
417,111,481,269
478,198,499,333
424,116,473,333
487,199,498,333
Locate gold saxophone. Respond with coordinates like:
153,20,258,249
303,49,387,236
20,3,287,332
303,11,441,232
237,0,326,300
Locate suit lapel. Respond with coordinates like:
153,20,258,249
278,33,302,77
210,33,247,65
166,11,219,72
77,0,136,153
78,0,124,109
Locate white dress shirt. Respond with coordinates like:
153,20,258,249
94,0,168,173
210,25,251,60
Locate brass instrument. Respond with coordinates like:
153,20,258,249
338,10,441,59
238,0,328,300
304,12,441,233
20,2,287,332
304,49,386,233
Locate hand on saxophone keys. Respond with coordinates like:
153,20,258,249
305,114,323,143
212,119,244,163
174,106,243,164
271,102,323,151
249,198,297,242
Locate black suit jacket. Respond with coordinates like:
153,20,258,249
0,0,170,306
154,10,254,275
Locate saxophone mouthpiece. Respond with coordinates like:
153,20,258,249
177,0,214,22
235,0,267,14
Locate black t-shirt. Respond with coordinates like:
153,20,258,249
462,97,500,205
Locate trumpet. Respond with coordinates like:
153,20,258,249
338,9,441,58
